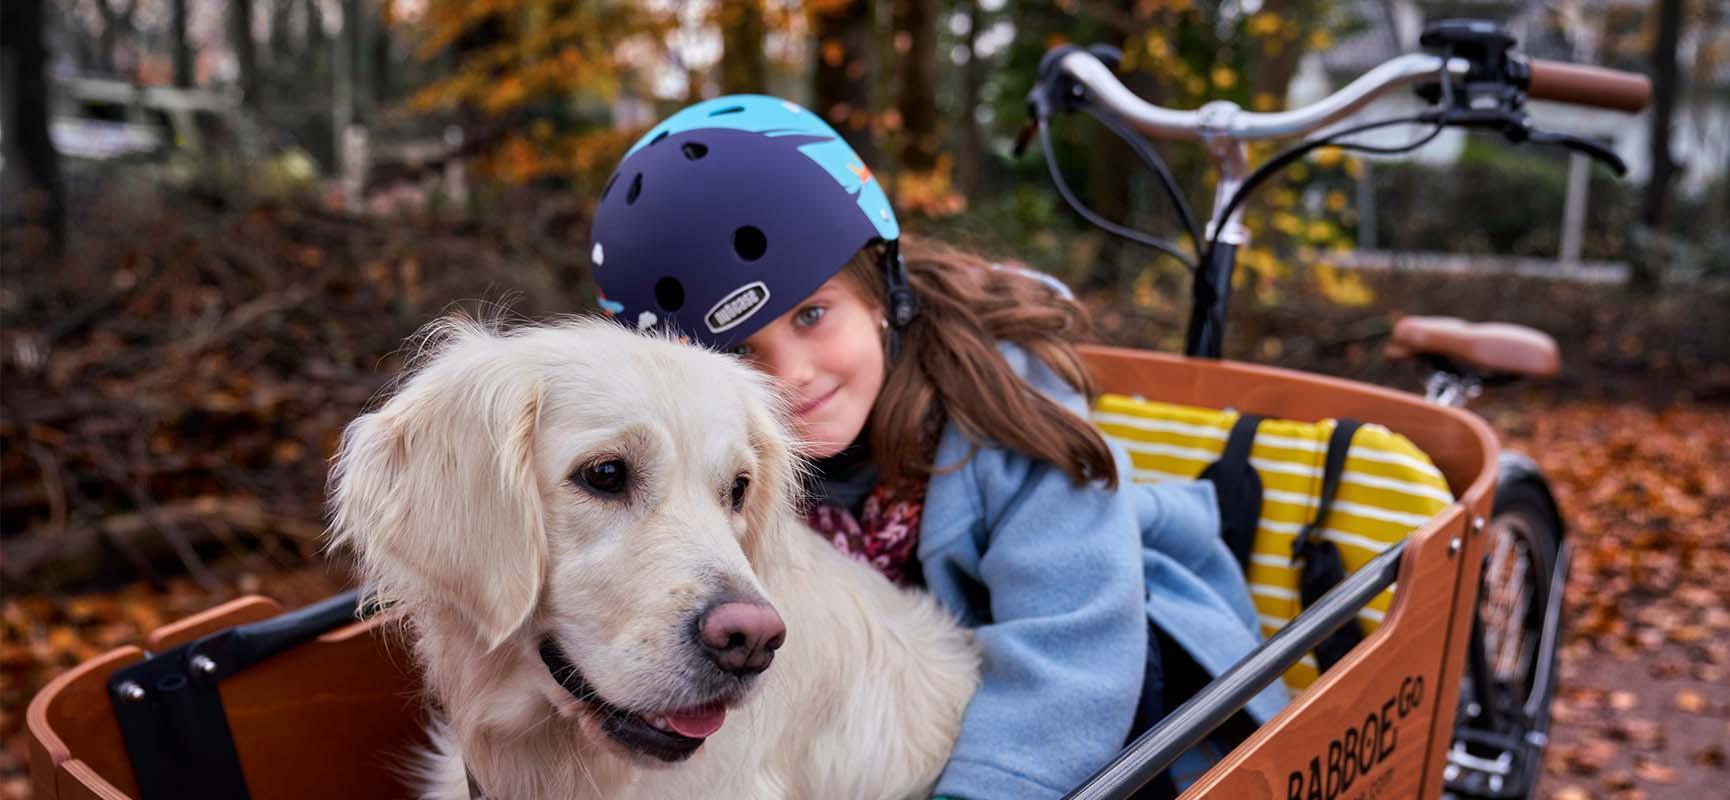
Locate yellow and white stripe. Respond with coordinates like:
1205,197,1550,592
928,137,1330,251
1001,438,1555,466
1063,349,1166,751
1093,394,1453,692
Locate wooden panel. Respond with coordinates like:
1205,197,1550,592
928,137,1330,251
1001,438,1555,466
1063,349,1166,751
1075,349,1498,800
27,646,145,800
1177,506,1485,799
144,595,283,651
30,608,429,800
55,762,134,800
219,617,430,800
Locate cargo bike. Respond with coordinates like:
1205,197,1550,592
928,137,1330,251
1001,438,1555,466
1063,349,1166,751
26,19,1650,800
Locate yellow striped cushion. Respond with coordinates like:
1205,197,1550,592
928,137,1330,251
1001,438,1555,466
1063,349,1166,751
1092,393,1454,691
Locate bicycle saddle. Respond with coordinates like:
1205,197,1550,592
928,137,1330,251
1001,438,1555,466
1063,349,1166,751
1385,315,1560,378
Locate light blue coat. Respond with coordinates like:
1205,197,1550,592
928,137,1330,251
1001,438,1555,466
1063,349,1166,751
918,345,1288,800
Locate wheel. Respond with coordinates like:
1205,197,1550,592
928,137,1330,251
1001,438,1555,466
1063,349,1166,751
1478,480,1560,711
1445,478,1564,799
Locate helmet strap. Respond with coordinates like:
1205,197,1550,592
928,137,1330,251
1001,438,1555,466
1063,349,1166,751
881,239,919,362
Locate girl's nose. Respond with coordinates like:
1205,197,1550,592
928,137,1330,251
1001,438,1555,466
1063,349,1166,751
760,344,814,389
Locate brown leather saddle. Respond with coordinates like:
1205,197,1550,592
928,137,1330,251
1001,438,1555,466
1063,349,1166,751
1385,315,1560,378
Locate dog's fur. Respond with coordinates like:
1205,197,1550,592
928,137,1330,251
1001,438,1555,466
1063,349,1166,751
327,317,979,800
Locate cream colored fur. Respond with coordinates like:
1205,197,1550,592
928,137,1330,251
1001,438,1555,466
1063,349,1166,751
327,317,979,800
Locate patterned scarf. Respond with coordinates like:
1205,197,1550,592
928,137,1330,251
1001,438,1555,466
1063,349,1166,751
805,478,928,586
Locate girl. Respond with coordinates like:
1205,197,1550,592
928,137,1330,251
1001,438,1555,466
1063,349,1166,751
587,95,1285,798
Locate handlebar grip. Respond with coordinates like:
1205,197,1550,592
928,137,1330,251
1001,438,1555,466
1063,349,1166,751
1525,58,1651,113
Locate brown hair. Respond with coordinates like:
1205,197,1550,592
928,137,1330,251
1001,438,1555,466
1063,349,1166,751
836,235,1118,489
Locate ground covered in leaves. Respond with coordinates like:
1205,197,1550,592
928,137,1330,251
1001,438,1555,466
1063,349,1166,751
2,190,1726,798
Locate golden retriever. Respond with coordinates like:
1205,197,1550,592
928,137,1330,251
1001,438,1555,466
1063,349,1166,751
327,317,979,800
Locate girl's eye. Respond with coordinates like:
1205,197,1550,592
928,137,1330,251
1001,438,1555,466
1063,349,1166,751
730,343,753,357
794,305,825,327
575,459,630,496
730,475,750,512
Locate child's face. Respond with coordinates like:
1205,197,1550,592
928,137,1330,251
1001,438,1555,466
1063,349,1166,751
731,275,885,459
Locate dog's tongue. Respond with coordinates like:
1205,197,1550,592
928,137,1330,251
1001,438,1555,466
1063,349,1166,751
664,703,727,739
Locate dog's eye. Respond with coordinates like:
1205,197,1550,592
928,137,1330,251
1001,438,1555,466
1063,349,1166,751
576,459,630,495
730,475,749,512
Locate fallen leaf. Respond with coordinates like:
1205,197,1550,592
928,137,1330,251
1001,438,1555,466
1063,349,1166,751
1609,690,1639,711
1600,768,1636,791
1633,758,1678,784
1569,736,1619,775
1674,688,1708,714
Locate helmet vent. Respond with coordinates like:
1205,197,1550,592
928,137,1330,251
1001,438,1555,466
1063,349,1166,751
709,105,745,116
733,226,767,261
626,173,643,205
649,130,670,146
654,277,686,311
681,142,708,160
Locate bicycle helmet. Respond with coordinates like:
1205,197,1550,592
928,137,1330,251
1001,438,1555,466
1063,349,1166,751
587,95,915,352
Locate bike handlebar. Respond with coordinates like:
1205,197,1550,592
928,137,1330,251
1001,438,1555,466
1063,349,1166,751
1052,51,1470,142
1048,49,1651,145
1523,57,1651,113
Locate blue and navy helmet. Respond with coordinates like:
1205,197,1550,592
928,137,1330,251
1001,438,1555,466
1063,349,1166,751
587,95,901,351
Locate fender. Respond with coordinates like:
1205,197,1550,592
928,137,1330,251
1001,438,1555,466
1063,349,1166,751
1495,451,1566,540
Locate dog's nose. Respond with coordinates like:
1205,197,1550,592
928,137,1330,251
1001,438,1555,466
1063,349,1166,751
698,601,786,675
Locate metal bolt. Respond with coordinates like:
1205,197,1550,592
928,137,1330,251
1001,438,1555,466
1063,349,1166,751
116,681,146,702
1449,536,1462,556
1473,515,1486,536
190,654,217,676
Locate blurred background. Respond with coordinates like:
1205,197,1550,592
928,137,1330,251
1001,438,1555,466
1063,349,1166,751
1,1,1726,798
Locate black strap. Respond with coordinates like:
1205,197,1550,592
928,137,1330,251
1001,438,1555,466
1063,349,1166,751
1293,418,1366,673
1199,413,1265,573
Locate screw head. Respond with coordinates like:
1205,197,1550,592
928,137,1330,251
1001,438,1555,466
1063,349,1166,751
1473,515,1487,535
189,654,217,676
116,681,146,701
1449,536,1462,556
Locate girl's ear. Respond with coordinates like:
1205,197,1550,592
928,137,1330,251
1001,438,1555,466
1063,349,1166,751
328,332,548,652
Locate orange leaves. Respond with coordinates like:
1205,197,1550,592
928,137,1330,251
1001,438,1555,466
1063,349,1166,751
892,155,966,218
398,0,675,184
1510,401,1730,797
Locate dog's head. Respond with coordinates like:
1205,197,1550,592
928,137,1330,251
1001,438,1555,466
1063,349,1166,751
327,316,804,763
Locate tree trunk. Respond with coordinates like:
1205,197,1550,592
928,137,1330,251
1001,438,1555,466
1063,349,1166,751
171,0,194,87
719,0,769,94
0,0,66,252
954,0,984,195
299,0,326,78
811,0,880,167
345,0,374,124
1635,0,1683,292
95,0,138,75
891,0,938,172
231,0,260,107
270,0,295,68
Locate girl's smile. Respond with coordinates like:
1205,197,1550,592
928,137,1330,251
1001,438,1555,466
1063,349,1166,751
731,276,886,458
791,387,838,419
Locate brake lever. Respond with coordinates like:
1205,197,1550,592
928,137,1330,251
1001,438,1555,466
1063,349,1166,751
1523,127,1628,176
1435,104,1632,178
1016,45,1096,157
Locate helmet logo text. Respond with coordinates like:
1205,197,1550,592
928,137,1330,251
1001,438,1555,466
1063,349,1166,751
705,281,771,334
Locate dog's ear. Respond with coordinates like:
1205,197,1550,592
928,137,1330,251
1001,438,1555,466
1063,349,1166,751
328,331,547,652
739,374,804,569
